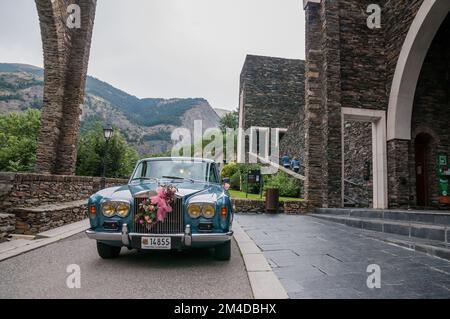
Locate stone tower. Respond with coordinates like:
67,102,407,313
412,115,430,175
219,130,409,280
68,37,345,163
34,0,97,175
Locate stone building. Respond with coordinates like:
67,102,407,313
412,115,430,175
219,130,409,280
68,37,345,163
303,0,450,209
237,55,305,170
238,1,450,211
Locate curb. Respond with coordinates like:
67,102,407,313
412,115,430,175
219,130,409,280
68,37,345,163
233,221,289,299
0,219,89,262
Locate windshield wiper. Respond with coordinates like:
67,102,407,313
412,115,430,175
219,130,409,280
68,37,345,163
162,176,195,183
130,177,158,182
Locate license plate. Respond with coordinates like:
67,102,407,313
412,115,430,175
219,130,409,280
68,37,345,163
141,237,171,250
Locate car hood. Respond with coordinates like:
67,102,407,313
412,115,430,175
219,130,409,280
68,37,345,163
96,181,221,202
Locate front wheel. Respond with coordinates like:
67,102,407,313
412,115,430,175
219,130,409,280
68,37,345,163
214,240,231,261
97,241,121,259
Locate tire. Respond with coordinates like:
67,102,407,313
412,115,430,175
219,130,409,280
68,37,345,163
96,241,121,259
214,240,231,261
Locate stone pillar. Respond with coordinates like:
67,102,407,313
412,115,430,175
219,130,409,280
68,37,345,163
387,139,411,208
34,0,97,175
304,1,325,209
304,0,343,209
320,0,343,208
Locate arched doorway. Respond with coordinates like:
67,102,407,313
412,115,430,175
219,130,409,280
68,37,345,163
387,0,450,141
387,1,450,209
414,133,434,207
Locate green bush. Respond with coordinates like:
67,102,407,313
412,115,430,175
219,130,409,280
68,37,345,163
264,172,301,197
221,162,238,178
76,122,140,179
0,109,40,172
230,171,241,190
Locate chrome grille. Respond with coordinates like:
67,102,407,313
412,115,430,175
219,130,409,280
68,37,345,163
133,196,184,234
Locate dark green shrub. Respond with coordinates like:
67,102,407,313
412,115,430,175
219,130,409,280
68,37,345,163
221,162,239,178
264,172,301,197
230,171,241,190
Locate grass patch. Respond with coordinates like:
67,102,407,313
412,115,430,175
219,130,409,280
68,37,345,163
228,190,304,202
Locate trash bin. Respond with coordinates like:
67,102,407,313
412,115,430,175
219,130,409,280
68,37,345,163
265,188,279,214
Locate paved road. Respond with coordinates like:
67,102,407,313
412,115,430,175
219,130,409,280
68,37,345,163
236,214,450,299
0,233,252,299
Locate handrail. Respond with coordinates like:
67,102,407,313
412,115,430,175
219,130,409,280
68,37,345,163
248,152,306,181
344,179,370,207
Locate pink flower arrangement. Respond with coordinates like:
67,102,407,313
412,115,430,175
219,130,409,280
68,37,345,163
136,185,178,228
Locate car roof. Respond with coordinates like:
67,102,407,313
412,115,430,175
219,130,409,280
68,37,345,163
139,157,216,164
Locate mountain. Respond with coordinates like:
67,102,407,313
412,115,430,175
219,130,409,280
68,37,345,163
214,108,233,118
0,63,220,155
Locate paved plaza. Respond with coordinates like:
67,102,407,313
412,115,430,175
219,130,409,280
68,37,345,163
235,214,450,299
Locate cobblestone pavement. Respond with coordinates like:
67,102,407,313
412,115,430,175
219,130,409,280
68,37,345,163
0,233,252,299
235,214,450,299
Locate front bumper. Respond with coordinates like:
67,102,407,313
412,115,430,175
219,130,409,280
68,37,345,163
85,223,233,248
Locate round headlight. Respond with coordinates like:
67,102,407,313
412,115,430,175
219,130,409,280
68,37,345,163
116,202,130,218
202,204,215,218
188,204,202,218
102,202,115,217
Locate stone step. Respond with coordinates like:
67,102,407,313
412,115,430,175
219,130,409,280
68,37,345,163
358,228,450,262
11,199,88,235
315,208,450,226
310,214,450,244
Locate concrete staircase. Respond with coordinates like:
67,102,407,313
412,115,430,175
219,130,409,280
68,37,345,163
311,208,450,260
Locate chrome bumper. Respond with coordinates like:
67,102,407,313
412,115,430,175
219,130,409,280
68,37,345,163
85,223,233,247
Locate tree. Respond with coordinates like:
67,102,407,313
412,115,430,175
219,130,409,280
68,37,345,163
219,111,238,132
76,123,140,178
0,109,40,172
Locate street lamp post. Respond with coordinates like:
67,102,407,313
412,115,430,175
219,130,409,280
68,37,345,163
101,125,114,189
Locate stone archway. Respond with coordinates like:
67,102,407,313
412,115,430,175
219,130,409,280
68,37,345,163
387,1,450,208
34,0,97,175
387,0,450,141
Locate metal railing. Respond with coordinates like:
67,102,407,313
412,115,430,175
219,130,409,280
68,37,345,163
344,179,370,207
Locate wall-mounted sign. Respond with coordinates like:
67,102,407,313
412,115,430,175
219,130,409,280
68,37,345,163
438,154,448,166
247,170,261,185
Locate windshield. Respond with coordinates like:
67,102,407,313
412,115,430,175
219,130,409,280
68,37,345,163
131,160,210,182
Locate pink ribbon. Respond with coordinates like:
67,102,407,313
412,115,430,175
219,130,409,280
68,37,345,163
150,188,173,222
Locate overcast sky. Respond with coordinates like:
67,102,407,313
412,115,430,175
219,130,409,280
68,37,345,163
0,0,305,110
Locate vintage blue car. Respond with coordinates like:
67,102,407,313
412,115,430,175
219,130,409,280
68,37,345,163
86,157,233,260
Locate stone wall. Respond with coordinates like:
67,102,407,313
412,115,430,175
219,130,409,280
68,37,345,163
384,0,424,94
280,119,305,175
239,55,305,130
0,172,127,211
239,55,305,163
338,0,387,112
233,199,266,214
13,201,87,235
0,214,15,240
232,199,308,214
343,121,373,207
